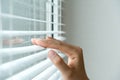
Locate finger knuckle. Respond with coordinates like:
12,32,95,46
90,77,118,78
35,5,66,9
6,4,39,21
73,46,83,56
73,46,82,53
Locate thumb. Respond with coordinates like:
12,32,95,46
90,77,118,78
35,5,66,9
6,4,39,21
48,50,70,75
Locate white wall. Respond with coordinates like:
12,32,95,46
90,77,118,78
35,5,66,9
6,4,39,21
63,0,120,80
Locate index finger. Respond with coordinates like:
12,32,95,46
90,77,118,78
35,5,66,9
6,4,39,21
31,37,81,58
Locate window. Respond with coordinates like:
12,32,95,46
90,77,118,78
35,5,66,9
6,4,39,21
0,0,65,80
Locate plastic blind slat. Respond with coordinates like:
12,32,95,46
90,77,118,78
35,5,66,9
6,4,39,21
0,45,44,64
32,65,57,80
0,13,65,25
48,71,61,80
0,45,44,54
58,77,63,80
1,31,65,37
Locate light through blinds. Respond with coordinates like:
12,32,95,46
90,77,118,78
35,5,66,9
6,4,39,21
0,0,65,80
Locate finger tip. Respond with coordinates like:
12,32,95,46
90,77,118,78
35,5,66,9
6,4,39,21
48,50,55,54
48,50,57,59
31,38,38,45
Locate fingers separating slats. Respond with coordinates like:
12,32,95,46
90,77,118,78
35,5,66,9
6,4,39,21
31,37,80,58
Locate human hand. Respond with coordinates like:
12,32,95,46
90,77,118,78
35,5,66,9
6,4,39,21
31,37,89,80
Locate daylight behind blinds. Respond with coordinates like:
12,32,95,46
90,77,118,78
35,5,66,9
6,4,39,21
0,0,65,80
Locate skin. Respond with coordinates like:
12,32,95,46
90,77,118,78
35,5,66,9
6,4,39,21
31,37,89,80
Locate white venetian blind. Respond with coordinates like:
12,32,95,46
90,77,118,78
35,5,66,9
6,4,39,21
0,0,65,80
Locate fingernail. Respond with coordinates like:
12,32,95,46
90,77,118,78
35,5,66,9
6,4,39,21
48,50,56,59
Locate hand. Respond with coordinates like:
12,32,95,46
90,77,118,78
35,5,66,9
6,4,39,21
31,37,89,80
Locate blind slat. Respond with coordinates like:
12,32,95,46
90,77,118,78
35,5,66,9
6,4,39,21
6,59,52,80
1,31,65,37
58,77,62,80
0,45,44,63
55,36,66,41
0,45,44,54
48,71,61,80
32,65,57,80
0,13,65,25
0,49,49,80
